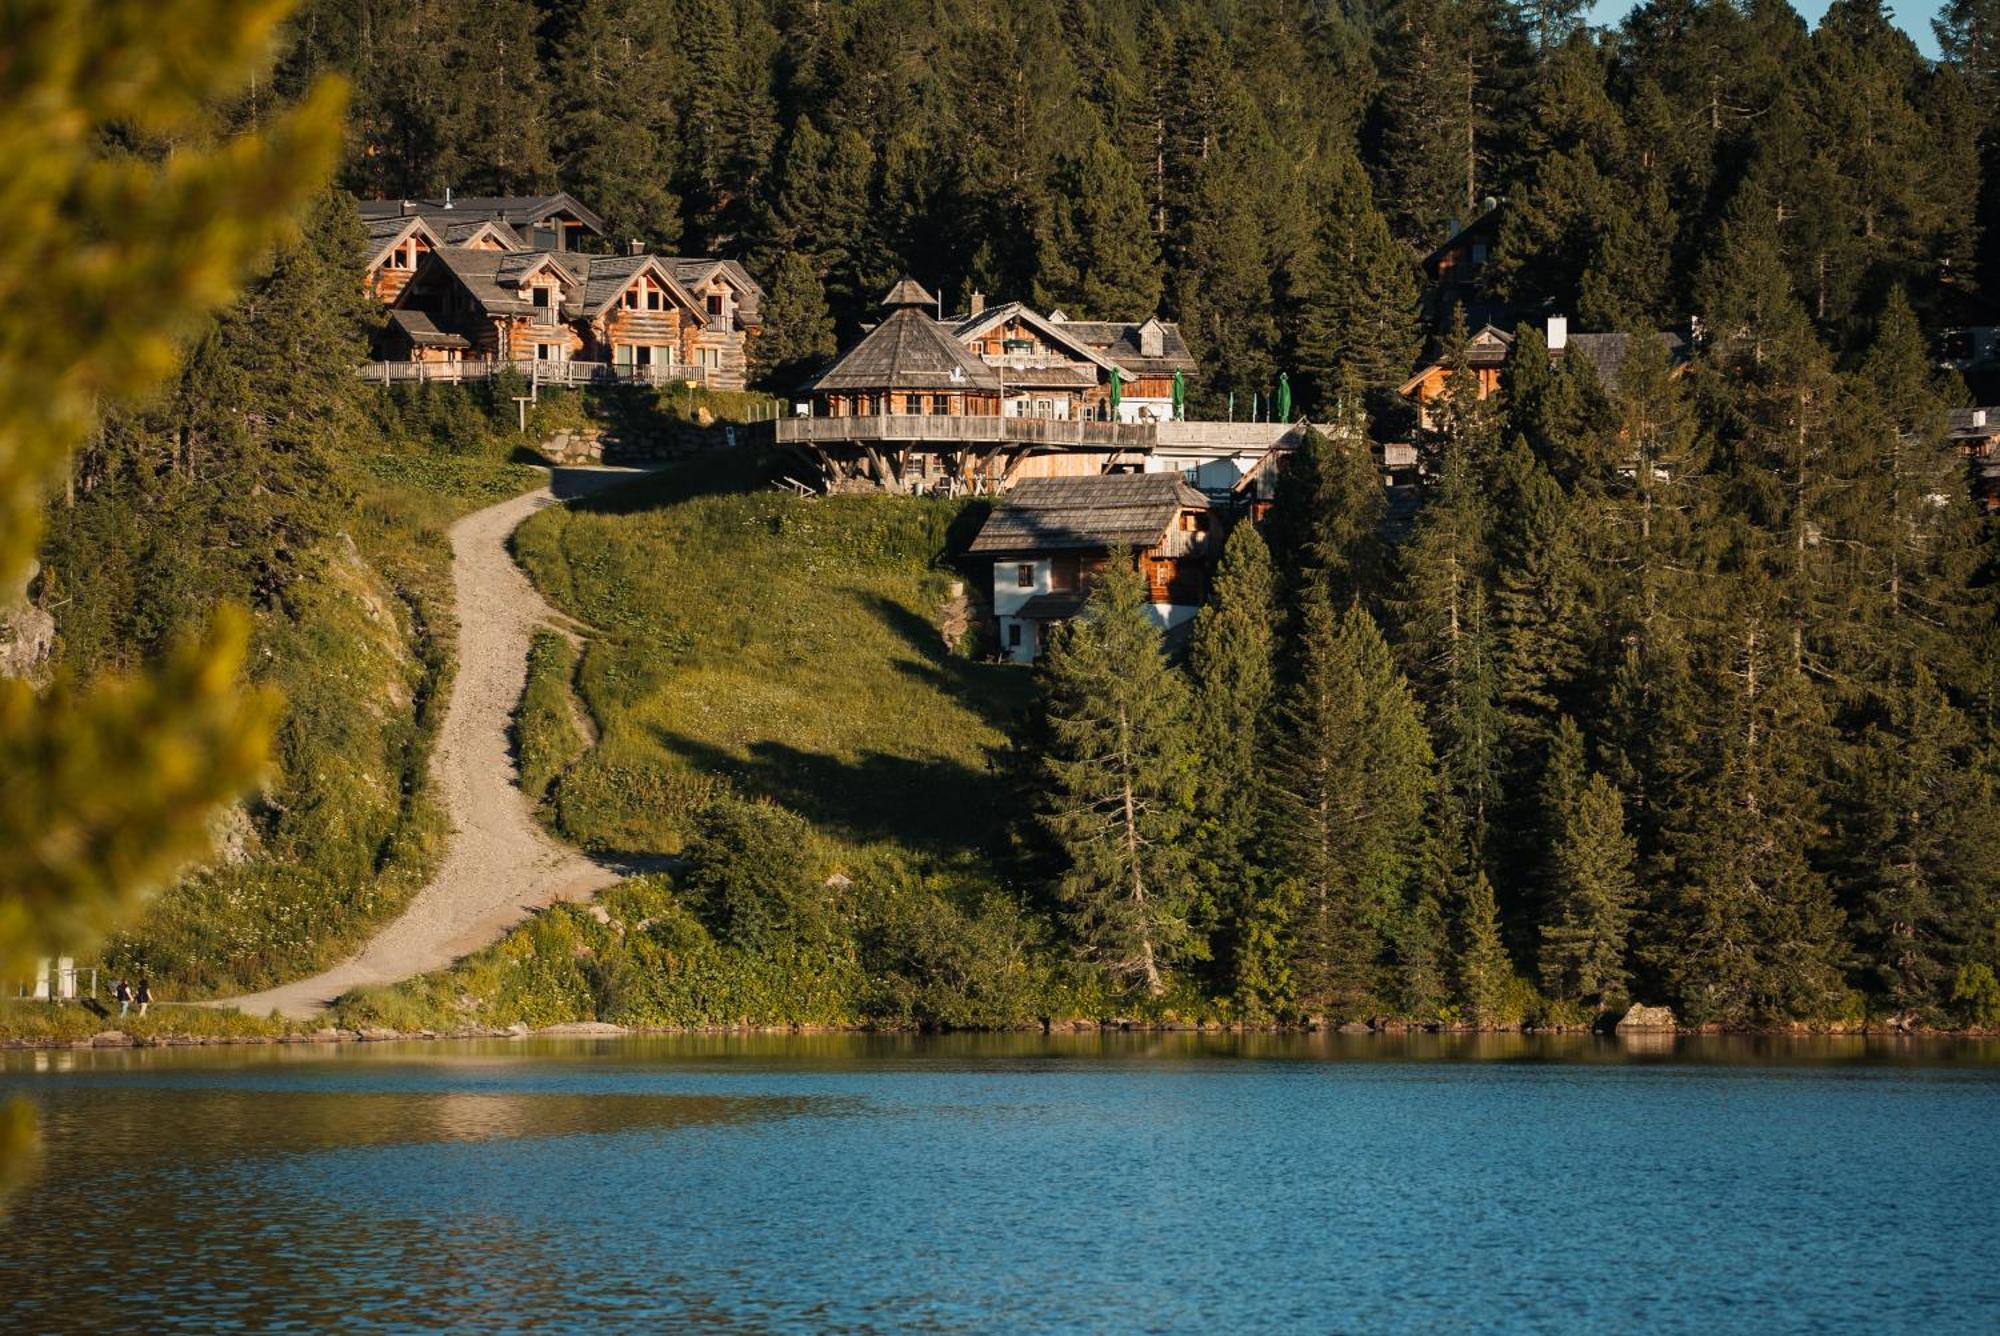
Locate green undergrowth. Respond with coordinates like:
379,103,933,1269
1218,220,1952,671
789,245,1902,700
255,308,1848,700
516,630,588,807
0,1000,297,1045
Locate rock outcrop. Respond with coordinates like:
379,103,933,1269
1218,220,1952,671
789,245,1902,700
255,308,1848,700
1614,1003,1678,1032
0,560,55,682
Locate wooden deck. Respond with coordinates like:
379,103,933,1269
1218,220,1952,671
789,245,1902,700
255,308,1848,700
359,360,711,390
772,414,1303,452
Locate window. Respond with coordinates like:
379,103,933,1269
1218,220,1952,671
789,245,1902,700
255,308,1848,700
390,246,409,269
647,289,662,311
623,289,638,309
707,294,725,316
1006,623,1022,649
699,347,722,369
635,346,653,366
1016,564,1035,590
532,287,550,308
931,395,949,415
535,343,556,362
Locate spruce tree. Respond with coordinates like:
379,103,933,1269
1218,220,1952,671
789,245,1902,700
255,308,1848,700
1033,136,1164,318
1267,595,1431,1019
1267,425,1386,612
1035,561,1199,995
1539,772,1639,1008
1187,522,1279,1006
1455,870,1515,1026
753,252,838,392
1287,149,1420,414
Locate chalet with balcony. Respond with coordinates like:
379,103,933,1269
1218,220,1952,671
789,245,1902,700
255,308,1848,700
668,258,765,384
808,277,1006,419
941,296,1196,424
967,474,1213,662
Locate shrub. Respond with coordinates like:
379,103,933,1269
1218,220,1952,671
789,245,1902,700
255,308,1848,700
677,797,829,950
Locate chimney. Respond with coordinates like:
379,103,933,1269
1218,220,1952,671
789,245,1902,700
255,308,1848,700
628,238,645,257
969,290,986,316
1975,409,1989,429
1139,319,1164,359
444,186,454,209
1546,314,1568,352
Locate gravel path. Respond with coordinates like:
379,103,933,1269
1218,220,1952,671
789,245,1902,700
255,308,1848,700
222,467,648,1019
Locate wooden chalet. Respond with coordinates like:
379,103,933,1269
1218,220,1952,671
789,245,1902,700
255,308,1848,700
808,277,1006,420
356,192,606,251
938,297,1195,423
665,257,765,384
968,474,1213,662
1420,200,1503,326
390,245,718,375
1399,316,1689,431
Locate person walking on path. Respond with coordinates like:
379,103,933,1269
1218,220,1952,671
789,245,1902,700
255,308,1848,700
135,979,151,1018
114,979,131,1017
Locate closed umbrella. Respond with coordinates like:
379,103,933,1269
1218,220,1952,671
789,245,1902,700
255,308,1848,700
1108,370,1122,421
1275,371,1292,422
1173,369,1186,421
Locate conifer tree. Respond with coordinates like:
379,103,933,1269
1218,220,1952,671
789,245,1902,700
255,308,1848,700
1539,772,1639,1007
1187,523,1279,1005
1287,150,1420,414
546,0,684,247
1268,425,1386,611
1454,870,1515,1025
753,252,838,391
1267,596,1431,1019
1035,562,1199,995
1033,136,1163,319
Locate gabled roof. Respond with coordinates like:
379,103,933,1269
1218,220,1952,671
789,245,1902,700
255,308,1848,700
811,307,1004,393
357,192,607,236
439,217,525,250
968,474,1209,555
1398,324,1514,395
663,257,764,322
1050,317,1198,377
948,302,1132,381
408,246,548,316
362,215,442,269
1421,202,1504,279
1560,331,1691,388
571,253,706,321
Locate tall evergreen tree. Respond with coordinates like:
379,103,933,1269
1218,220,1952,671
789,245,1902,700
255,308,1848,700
1033,136,1164,319
1539,771,1639,1007
1035,561,1199,995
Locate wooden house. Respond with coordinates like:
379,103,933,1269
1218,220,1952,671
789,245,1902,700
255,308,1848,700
356,192,606,252
940,295,1196,424
362,216,443,306
1400,316,1689,431
808,278,1006,419
967,473,1213,662
666,258,765,385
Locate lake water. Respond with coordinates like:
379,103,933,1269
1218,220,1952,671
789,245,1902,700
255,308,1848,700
3,1033,1998,1332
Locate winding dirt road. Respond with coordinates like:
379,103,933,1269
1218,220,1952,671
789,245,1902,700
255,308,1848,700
222,467,647,1019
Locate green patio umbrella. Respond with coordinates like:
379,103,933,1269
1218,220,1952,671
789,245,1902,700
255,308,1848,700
1275,371,1292,422
1108,370,1122,420
1172,369,1186,421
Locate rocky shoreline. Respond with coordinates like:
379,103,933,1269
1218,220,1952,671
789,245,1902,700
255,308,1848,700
5,1012,1994,1052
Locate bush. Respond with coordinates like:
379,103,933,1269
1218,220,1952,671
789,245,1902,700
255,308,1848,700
1952,963,2000,1029
678,797,829,950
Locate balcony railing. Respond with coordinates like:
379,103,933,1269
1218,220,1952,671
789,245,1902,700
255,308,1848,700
358,359,710,389
772,413,1304,452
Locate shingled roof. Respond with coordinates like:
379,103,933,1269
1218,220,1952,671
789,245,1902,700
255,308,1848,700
362,215,441,267
1561,331,1690,387
968,474,1209,555
811,307,1003,393
1052,317,1198,376
882,276,937,310
387,308,471,350
357,192,607,236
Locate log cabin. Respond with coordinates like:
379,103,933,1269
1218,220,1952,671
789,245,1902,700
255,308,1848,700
808,277,1007,420
967,473,1213,662
357,192,606,252
941,295,1196,424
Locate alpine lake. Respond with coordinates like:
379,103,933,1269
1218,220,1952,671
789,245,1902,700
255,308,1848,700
3,1031,1997,1332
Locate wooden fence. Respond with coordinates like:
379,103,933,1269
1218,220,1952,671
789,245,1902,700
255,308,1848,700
357,359,712,390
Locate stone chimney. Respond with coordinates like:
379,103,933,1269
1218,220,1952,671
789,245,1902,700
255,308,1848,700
628,238,645,256
969,290,985,316
1546,314,1568,352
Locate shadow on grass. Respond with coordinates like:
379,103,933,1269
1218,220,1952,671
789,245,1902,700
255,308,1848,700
861,592,1037,734
646,727,1010,852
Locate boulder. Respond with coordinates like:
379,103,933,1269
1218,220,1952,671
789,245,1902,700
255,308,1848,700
90,1030,132,1047
0,561,55,683
1614,1003,1678,1032
534,1021,629,1038
308,1027,341,1042
357,1026,401,1042
1337,1021,1373,1035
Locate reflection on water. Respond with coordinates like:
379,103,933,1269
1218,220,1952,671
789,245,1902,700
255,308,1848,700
4,1033,1999,1331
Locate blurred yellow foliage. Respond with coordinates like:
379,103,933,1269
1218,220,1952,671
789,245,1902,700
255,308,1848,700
0,0,344,1202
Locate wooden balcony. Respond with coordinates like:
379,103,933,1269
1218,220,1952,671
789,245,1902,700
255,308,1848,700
358,359,710,390
773,413,1304,452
